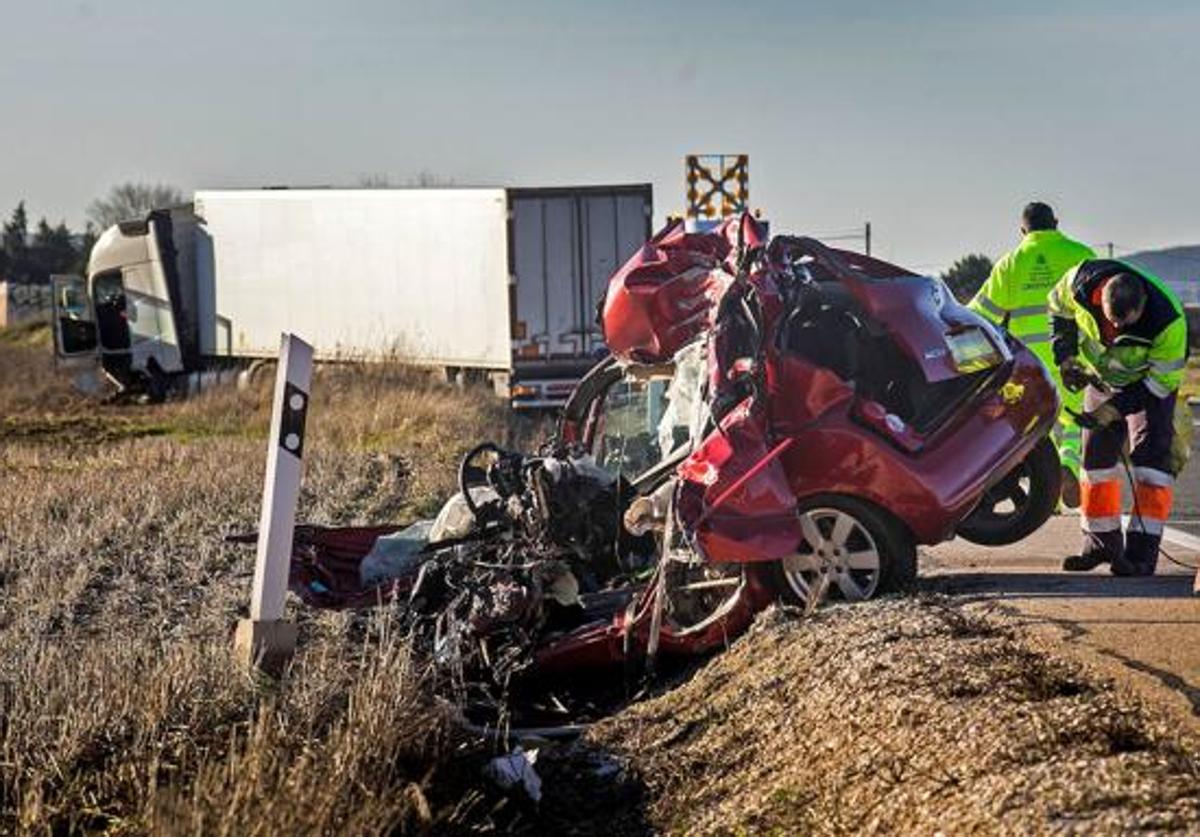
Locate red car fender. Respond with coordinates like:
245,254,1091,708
675,398,804,564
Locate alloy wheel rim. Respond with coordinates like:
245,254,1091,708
780,507,881,605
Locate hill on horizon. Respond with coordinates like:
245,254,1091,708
1122,244,1200,305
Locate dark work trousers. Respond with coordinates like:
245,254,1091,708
1078,384,1177,571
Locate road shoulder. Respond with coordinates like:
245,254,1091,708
923,515,1200,738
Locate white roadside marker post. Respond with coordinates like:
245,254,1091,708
235,333,313,672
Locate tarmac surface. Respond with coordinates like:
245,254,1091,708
923,513,1200,737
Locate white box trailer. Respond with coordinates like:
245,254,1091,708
52,185,653,407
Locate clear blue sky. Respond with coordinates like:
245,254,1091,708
3,0,1197,272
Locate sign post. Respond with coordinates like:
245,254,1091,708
235,333,313,672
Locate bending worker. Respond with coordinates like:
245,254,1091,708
1049,260,1189,576
969,202,1094,505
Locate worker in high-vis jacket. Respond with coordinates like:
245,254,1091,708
969,203,1095,506
1049,261,1190,576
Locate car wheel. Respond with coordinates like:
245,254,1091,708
955,436,1061,546
772,495,916,609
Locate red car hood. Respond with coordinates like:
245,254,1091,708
601,215,767,363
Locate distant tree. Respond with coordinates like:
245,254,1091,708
1,201,93,285
1,202,29,282
407,169,454,187
32,218,78,274
358,173,392,188
942,254,994,303
2,201,28,256
73,223,98,275
87,182,183,229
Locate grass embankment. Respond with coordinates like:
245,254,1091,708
1184,356,1200,400
584,601,1200,834
0,325,543,832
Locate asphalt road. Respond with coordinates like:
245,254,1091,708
1071,400,1198,536
923,516,1200,737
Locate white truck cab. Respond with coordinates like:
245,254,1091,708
53,211,189,396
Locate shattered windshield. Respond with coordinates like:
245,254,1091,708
596,377,671,477
596,341,708,479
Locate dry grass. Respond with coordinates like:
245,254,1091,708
0,327,545,834
1184,356,1200,400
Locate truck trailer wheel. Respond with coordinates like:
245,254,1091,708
772,495,916,610
238,359,275,392
955,436,1061,547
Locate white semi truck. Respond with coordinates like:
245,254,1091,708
52,185,653,407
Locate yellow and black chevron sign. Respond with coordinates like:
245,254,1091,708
685,154,749,220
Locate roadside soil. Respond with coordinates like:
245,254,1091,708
571,598,1200,835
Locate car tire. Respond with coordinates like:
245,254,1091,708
955,435,1061,547
771,495,917,609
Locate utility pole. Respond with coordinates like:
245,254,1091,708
865,221,872,256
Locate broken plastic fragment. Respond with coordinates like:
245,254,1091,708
541,564,582,608
429,487,499,541
483,746,542,802
358,520,434,586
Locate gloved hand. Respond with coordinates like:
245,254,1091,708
1073,401,1122,430
1059,358,1093,393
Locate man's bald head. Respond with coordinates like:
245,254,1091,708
1101,272,1147,328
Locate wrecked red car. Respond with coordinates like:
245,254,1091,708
272,215,1060,696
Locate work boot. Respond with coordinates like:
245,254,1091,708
1067,530,1123,572
1119,532,1160,577
1059,467,1080,509
1111,555,1154,577
1062,553,1109,572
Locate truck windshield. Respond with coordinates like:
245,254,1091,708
120,263,177,348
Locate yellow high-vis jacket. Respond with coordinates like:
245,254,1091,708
969,229,1096,364
1048,259,1190,408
